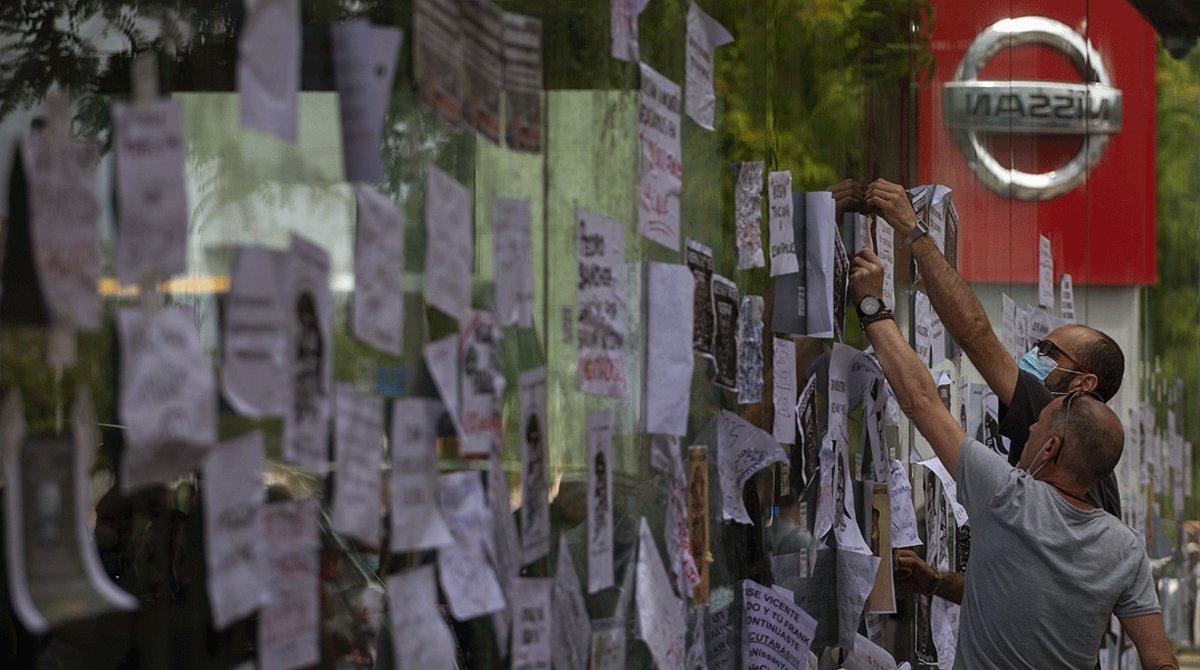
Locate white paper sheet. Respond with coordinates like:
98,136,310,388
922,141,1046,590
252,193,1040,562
837,548,881,650
331,385,384,547
704,603,734,668
877,219,895,310
511,577,553,669
611,0,649,61
768,171,799,276
201,432,266,629
21,131,102,330
929,308,946,369
587,409,615,594
494,198,535,328
502,11,543,153
1060,273,1076,323
773,337,797,444
424,166,473,323
684,3,734,130
238,0,300,142
259,499,320,670
734,162,766,270
740,579,817,669
388,565,458,667
638,63,683,251
711,275,740,390
437,470,506,620
332,21,402,182
887,460,922,548
461,0,503,143
843,632,898,670
917,458,969,527
590,619,628,670
112,99,188,284
577,208,629,398
636,518,686,670
223,246,289,418
117,307,216,492
552,535,592,668
804,192,836,338
646,262,695,435
1038,234,1054,310
459,312,503,456
413,0,464,126
665,442,700,598
737,295,765,405
932,595,960,669
914,291,932,366
1000,293,1017,358
390,398,454,552
424,333,463,441
717,410,788,524
352,185,405,355
519,366,551,564
283,234,333,474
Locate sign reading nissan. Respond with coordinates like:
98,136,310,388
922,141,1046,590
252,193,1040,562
943,16,1124,201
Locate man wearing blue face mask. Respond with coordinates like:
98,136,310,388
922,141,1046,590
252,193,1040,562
854,178,1123,519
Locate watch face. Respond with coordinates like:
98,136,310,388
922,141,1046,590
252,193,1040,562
860,296,881,316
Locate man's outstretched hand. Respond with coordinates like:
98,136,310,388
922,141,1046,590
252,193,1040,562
894,549,938,595
865,178,919,237
850,249,886,306
828,179,866,216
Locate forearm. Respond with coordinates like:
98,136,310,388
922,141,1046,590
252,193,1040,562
932,570,965,604
864,318,940,418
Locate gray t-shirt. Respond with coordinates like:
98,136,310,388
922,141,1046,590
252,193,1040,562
953,439,1159,670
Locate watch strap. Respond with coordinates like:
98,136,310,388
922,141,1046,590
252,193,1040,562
859,309,895,329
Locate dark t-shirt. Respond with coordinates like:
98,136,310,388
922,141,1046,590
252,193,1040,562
998,370,1123,518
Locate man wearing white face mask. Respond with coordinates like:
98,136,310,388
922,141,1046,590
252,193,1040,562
848,249,1177,670
851,178,1124,519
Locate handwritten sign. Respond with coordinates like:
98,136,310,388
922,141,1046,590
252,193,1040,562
636,518,686,669
520,367,551,564
717,411,788,524
201,432,265,629
646,262,694,435
223,246,288,417
638,63,682,250
768,171,798,276
685,3,734,130
741,579,817,669
577,208,628,398
424,166,473,323
734,162,765,269
259,499,320,669
352,185,405,355
332,385,384,547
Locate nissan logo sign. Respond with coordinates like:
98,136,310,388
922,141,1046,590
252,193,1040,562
943,16,1124,201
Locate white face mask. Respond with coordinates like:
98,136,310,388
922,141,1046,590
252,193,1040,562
1024,439,1054,479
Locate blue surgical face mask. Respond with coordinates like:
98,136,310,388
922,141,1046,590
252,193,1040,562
1018,347,1057,383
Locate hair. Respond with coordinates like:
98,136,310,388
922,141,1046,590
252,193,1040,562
1074,326,1125,402
1053,397,1124,486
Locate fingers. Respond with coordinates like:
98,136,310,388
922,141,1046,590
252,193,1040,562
857,247,881,265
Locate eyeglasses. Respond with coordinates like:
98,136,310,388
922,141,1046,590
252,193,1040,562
1033,339,1091,376
1053,389,1105,465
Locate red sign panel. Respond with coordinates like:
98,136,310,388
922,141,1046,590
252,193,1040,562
918,0,1157,285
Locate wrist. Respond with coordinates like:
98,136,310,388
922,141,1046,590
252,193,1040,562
929,569,943,597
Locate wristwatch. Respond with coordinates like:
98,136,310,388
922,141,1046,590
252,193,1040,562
856,296,894,327
903,217,930,247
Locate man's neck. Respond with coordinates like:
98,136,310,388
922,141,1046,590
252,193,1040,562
1039,475,1093,510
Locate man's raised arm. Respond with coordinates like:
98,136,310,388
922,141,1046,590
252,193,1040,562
851,249,967,474
865,179,1019,406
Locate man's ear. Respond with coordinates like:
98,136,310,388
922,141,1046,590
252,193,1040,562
1076,373,1100,394
1043,434,1064,461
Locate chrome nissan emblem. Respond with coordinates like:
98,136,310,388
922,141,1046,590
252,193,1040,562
943,16,1123,201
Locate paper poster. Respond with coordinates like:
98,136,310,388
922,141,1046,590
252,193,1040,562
21,131,102,330
772,191,808,336
768,171,798,276
117,308,216,491
460,311,504,456
388,565,458,667
552,536,592,668
844,633,898,670
704,603,734,668
685,3,734,130
795,548,880,650
685,611,708,669
773,338,797,444
238,0,300,142
913,291,932,366
1028,307,1054,349
494,198,535,328
352,185,405,355
828,343,853,451
647,262,695,435
283,234,333,474
638,63,683,250
932,596,960,669
917,458,969,527
331,386,384,547
1038,234,1054,310
833,232,850,342
587,409,615,593
461,0,504,143
611,0,648,61
717,411,789,524
112,99,188,284
686,239,716,358
887,461,922,548
733,162,765,270
804,192,836,338
981,389,1006,456
577,208,629,398
223,246,288,418
437,470,507,620
867,484,896,614
687,446,712,604
740,579,817,669
736,295,765,404
511,577,553,669
877,218,895,310
413,0,464,126
636,517,686,670
712,275,740,390
1060,273,1076,323
487,448,521,649
796,375,820,491
2,389,137,634
590,619,627,670
201,432,266,629
260,499,320,670
503,11,543,152
424,334,462,435
665,445,701,598
519,366,551,564
424,166,473,323
831,447,871,555
332,21,402,182
390,397,453,551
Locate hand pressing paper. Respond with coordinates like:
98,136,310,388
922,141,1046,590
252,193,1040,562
332,21,402,182
389,398,453,552
388,565,457,667
201,432,266,630
260,499,320,670
117,307,217,492
2,388,137,634
238,0,301,142
332,385,385,548
716,410,788,524
352,185,405,356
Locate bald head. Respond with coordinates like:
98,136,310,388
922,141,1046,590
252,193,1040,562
1053,394,1125,487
